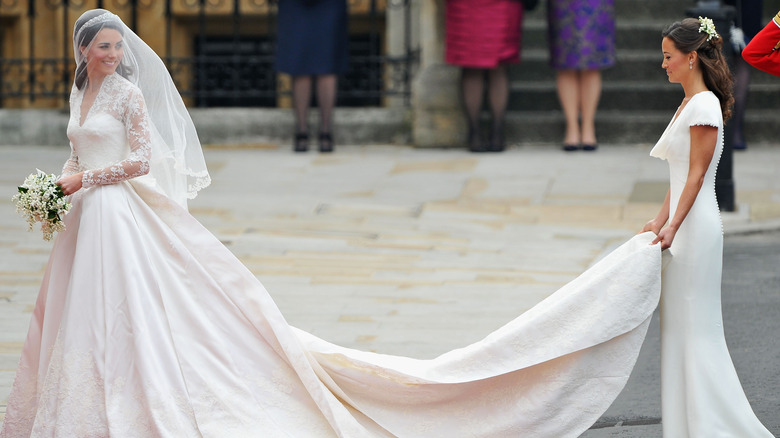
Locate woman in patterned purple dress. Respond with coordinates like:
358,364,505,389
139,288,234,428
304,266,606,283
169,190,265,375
547,0,616,151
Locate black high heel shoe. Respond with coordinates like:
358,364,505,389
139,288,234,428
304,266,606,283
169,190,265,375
318,132,334,153
488,131,505,153
468,129,487,153
294,132,309,153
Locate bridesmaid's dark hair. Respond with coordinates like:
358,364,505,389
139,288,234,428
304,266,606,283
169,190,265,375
662,18,734,121
74,14,130,90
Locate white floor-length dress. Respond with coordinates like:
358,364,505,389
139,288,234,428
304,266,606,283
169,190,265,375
650,90,774,437
0,73,666,437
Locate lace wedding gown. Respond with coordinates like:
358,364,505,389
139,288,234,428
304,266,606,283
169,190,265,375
0,73,666,437
650,91,773,437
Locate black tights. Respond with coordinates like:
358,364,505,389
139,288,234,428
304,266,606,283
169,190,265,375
292,74,337,135
461,66,508,147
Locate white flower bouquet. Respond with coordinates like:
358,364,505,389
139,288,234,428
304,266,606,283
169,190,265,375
12,169,72,241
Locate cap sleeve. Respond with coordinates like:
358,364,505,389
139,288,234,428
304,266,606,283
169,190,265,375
687,92,722,129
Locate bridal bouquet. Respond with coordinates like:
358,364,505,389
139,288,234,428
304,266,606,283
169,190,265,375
12,169,72,241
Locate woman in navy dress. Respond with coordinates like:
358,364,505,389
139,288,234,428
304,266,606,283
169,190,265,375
276,0,349,153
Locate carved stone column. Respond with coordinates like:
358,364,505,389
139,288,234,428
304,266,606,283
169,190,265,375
411,0,463,147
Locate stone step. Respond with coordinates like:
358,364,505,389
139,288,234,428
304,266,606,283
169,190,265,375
512,50,668,82
521,20,678,53
527,0,779,22
525,1,780,44
506,81,780,111
500,109,778,145
523,0,691,21
614,0,697,20
1,107,775,148
512,49,780,84
185,108,776,147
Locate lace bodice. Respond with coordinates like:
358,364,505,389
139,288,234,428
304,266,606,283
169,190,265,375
64,73,151,188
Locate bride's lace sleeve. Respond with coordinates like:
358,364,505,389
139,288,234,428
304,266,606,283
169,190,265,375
81,87,151,188
61,144,80,177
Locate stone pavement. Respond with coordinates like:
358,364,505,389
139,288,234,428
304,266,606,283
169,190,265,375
1,142,779,435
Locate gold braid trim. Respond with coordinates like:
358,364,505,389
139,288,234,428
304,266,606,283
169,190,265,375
774,11,780,51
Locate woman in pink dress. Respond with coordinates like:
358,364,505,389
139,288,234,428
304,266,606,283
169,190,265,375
445,0,524,152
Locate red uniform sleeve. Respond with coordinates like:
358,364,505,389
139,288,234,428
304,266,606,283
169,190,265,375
742,13,780,77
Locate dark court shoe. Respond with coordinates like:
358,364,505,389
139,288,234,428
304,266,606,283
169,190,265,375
562,144,580,152
318,132,334,153
294,132,309,153
733,143,747,151
488,133,506,152
581,144,598,151
468,130,488,153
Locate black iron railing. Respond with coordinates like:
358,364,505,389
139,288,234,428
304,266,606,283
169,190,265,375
0,0,419,107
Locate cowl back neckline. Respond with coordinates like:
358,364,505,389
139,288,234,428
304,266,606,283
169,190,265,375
650,90,713,160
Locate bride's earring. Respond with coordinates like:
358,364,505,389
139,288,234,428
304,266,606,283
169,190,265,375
689,60,693,70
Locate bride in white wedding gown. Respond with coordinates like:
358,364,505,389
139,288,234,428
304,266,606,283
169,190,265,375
0,9,664,438
0,10,770,438
642,18,773,437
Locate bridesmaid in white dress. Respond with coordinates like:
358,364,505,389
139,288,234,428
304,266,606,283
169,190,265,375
642,17,774,437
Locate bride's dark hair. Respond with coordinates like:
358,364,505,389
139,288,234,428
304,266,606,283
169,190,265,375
662,18,734,121
73,12,132,90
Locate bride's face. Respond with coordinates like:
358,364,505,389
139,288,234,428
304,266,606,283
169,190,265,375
82,28,124,79
661,37,690,84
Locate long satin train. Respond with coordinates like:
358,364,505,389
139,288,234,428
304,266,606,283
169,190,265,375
1,180,662,437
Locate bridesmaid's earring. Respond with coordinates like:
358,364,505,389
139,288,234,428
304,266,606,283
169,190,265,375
689,61,693,70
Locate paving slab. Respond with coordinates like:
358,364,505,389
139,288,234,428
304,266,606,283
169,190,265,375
1,143,778,434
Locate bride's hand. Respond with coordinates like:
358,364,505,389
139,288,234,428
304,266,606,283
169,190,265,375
651,226,676,250
57,172,84,196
